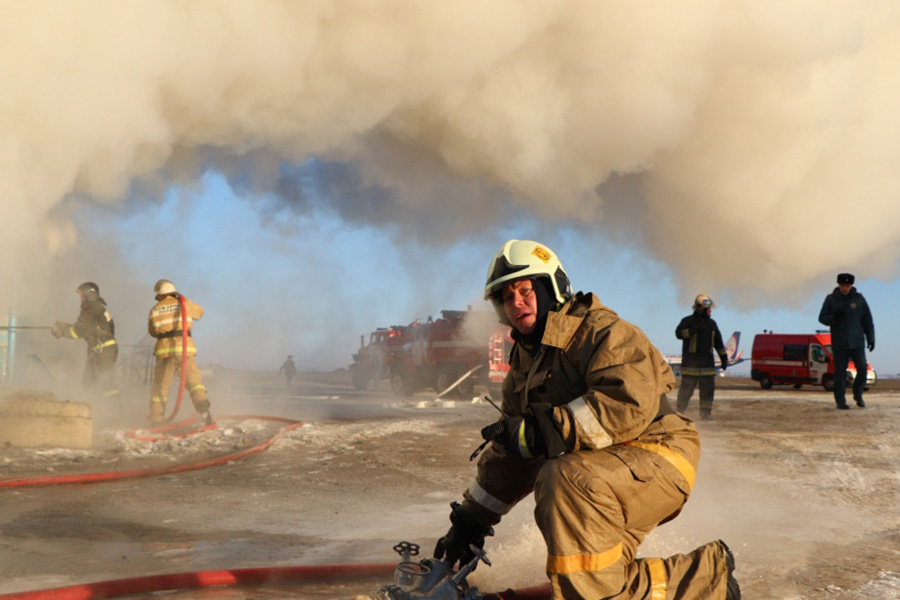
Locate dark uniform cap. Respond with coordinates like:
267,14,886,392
837,273,855,285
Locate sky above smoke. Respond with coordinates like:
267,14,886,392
3,1,900,374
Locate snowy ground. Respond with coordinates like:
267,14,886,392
2,373,900,599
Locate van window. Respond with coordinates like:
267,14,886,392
783,344,807,361
811,345,828,363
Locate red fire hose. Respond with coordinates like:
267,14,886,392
0,410,551,599
0,416,304,489
0,565,552,600
162,293,189,423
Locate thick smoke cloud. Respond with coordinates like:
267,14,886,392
3,1,900,368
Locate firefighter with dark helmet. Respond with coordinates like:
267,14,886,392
674,293,729,420
433,240,740,600
147,279,213,426
50,282,120,408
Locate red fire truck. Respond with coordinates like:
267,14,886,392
750,332,876,391
351,309,511,397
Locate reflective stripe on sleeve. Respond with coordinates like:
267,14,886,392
546,542,623,575
468,482,514,516
568,397,613,449
647,557,667,600
625,441,696,491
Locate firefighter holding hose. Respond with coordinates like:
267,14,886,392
50,281,120,406
148,279,213,426
434,240,740,600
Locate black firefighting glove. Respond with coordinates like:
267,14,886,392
868,340,875,352
480,403,566,459
433,501,494,571
720,354,728,372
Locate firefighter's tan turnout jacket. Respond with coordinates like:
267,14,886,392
148,294,204,357
463,291,698,526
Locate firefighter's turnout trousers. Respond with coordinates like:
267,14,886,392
151,355,210,415
533,414,731,600
83,342,119,400
676,375,716,417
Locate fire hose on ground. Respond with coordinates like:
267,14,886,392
0,543,553,600
0,419,552,600
0,415,304,489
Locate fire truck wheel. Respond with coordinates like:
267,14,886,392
391,373,414,397
822,375,834,392
759,373,773,390
792,383,802,390
435,371,452,395
455,376,473,399
351,368,371,391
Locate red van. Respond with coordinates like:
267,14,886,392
750,332,876,391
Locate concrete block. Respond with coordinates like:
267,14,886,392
0,389,93,449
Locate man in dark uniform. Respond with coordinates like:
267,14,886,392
51,282,120,405
675,294,729,420
279,355,297,389
818,273,875,409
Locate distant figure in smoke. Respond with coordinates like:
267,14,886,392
818,273,875,410
434,240,740,600
147,279,213,426
674,294,729,420
50,282,120,407
279,354,296,389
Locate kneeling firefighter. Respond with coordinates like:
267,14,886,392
434,240,741,600
147,279,213,426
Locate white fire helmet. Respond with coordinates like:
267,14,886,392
154,279,176,295
693,294,716,311
484,240,573,321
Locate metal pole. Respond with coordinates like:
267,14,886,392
6,284,16,385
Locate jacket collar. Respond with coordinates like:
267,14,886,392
541,292,605,349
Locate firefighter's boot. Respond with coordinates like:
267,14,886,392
149,400,166,423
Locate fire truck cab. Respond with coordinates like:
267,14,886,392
750,332,876,391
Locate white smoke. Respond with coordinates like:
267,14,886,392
2,0,900,366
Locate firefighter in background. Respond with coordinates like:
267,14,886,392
434,240,740,600
818,272,875,409
279,354,297,389
674,294,729,420
148,279,213,426
50,282,120,405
